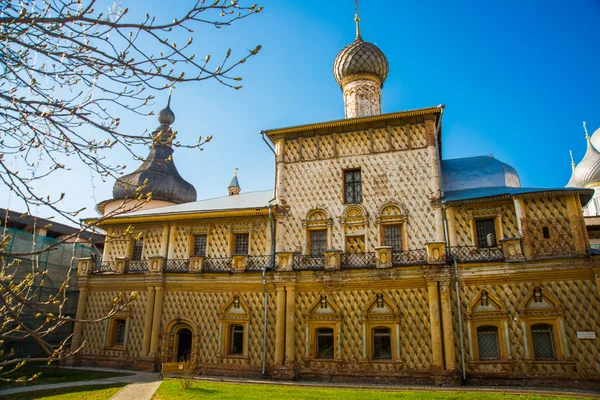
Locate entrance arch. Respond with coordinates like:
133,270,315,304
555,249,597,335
176,328,192,361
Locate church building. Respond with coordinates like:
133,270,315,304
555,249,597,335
71,13,600,386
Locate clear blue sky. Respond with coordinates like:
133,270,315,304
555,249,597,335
3,1,600,224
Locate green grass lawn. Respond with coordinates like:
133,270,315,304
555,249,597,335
0,364,128,389
152,379,582,400
0,383,127,400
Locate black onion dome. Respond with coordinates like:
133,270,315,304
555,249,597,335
112,100,197,204
333,37,389,87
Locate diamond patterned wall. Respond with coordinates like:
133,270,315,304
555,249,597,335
82,290,147,358
453,279,600,375
161,290,276,366
295,288,431,370
277,129,436,253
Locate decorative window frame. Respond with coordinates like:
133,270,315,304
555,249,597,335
340,204,368,252
518,285,570,363
161,317,199,363
103,308,130,351
218,293,250,361
187,227,211,258
360,292,402,364
465,289,511,364
302,208,333,255
227,225,253,256
376,202,408,250
305,292,342,363
466,207,504,247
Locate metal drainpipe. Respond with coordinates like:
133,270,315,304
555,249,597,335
262,205,275,375
261,131,278,376
443,202,466,383
436,104,466,382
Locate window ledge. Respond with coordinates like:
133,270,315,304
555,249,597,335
104,346,127,352
303,357,343,364
524,360,575,365
468,360,516,365
220,355,249,361
360,359,402,365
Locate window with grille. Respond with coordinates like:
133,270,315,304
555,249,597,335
229,325,244,355
310,230,327,257
542,227,550,239
234,233,249,255
372,327,392,360
477,326,500,360
115,319,126,346
475,219,496,248
131,239,143,261
384,225,403,252
316,327,334,359
344,169,362,204
531,324,556,361
193,234,207,256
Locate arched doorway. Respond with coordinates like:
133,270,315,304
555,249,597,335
176,328,192,361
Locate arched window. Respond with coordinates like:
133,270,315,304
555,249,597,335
531,324,556,361
229,325,244,355
372,327,392,360
176,328,193,361
477,325,500,360
316,327,335,359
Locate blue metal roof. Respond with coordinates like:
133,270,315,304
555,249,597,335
444,186,593,205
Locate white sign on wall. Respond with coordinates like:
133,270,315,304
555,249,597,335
577,331,597,340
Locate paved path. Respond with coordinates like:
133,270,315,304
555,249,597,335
0,367,161,399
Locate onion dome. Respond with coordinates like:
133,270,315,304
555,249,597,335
333,15,389,87
573,135,600,188
590,126,600,152
112,96,197,204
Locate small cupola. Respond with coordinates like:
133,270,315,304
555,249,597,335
228,168,241,196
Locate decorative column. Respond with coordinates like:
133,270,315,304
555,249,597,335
141,287,156,357
566,194,588,252
148,287,164,357
513,197,531,258
433,207,445,242
102,228,113,262
284,285,296,364
427,281,443,369
446,208,457,246
159,225,169,258
274,286,286,365
166,225,177,260
440,282,456,371
70,285,88,352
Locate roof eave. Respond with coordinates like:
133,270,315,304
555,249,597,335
443,188,594,207
263,106,442,142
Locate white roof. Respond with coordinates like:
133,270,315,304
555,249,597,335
120,189,274,218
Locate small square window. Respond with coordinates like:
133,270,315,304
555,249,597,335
542,227,550,239
234,233,249,255
131,239,143,261
344,169,362,204
475,219,496,248
192,234,207,256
